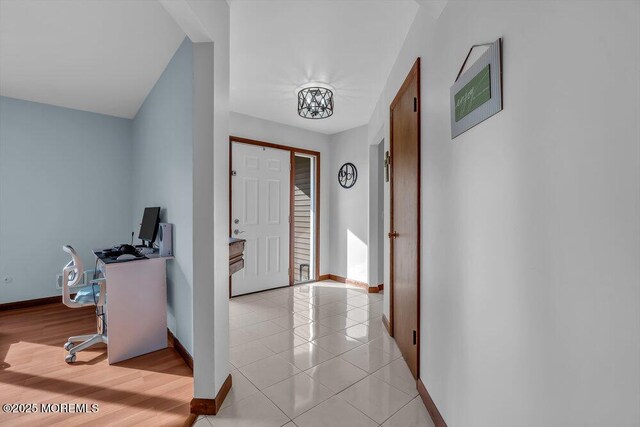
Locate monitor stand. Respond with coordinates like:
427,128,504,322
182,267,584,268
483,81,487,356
136,240,153,248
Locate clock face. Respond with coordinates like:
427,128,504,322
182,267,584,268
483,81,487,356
338,163,358,189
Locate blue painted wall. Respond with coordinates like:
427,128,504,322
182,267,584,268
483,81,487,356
131,37,194,353
0,96,133,303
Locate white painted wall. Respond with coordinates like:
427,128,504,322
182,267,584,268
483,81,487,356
329,125,369,283
131,38,193,353
230,112,332,276
159,0,231,402
0,96,132,304
368,1,640,425
376,141,385,285
367,143,380,286
367,138,386,287
181,0,231,401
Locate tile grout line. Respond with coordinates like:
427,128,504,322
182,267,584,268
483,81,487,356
378,394,422,426
233,341,393,424
227,282,398,426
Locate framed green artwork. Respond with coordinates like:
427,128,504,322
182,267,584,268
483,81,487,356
450,38,503,139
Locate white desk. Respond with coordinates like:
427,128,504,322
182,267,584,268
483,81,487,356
94,252,171,364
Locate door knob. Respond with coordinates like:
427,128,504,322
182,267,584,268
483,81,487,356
388,232,399,239
233,229,245,236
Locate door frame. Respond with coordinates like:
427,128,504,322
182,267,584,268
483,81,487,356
389,58,421,375
229,136,321,294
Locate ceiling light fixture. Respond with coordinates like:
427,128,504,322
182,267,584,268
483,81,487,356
297,85,334,119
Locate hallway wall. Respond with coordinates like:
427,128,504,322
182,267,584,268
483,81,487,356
328,125,370,284
368,1,640,425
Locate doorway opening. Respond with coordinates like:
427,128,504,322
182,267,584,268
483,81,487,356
229,136,320,296
292,154,317,284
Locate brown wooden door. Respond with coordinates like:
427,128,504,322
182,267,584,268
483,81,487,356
390,58,420,379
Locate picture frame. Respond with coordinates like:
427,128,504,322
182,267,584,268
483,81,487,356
450,38,503,139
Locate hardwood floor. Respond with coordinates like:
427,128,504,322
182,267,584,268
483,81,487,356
0,303,192,426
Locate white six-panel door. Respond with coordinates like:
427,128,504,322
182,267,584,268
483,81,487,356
231,142,290,296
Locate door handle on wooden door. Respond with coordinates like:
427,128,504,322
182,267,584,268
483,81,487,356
233,229,245,236
388,232,399,239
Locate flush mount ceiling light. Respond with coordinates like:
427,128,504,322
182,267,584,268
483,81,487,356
297,84,334,119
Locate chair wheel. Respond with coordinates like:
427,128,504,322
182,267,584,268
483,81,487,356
65,354,76,364
63,342,74,351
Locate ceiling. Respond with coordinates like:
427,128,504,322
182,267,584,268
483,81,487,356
0,0,185,119
0,0,420,132
230,0,419,135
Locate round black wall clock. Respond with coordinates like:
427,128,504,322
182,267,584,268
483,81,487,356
338,162,358,189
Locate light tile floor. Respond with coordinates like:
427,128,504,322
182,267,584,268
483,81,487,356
197,281,434,427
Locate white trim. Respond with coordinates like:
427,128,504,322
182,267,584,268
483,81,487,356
158,0,212,42
414,0,449,19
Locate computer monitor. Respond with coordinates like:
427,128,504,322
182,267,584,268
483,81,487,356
138,207,160,246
